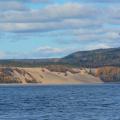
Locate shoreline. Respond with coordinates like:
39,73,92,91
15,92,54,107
0,82,120,86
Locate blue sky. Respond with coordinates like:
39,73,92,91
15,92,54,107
0,0,120,59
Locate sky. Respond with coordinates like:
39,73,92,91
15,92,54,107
0,0,120,59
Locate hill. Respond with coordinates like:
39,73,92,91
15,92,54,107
0,47,120,68
61,47,120,67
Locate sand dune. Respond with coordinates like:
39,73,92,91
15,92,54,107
0,67,102,84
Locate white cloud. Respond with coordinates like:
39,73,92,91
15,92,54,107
0,2,27,11
87,44,111,50
0,2,119,34
0,51,6,59
36,46,64,54
32,46,69,58
0,0,50,3
0,19,102,32
0,3,100,23
0,2,102,33
1,47,70,59
0,1,119,58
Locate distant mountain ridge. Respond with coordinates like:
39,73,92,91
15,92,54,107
0,47,120,67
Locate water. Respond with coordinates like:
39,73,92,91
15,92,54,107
0,84,120,120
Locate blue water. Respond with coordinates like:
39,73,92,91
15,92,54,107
0,84,120,120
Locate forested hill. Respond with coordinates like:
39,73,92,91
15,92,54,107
0,47,120,68
60,47,120,67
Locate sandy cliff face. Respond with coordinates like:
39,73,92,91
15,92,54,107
94,67,120,82
0,67,102,84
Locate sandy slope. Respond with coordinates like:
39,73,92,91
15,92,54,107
19,68,102,84
0,67,102,84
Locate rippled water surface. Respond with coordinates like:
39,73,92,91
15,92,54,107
0,84,120,120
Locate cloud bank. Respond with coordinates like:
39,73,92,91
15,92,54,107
0,0,120,58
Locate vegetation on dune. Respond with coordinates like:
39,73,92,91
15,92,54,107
0,68,21,83
46,65,80,74
95,67,120,82
0,68,37,83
